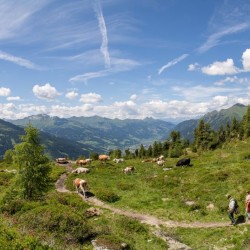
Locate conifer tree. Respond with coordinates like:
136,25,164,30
218,125,226,143
147,145,153,157
231,117,240,139
242,105,250,138
152,141,159,157
138,144,146,158
194,119,214,151
12,124,51,200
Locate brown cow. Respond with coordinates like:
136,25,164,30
73,178,88,198
76,159,88,166
98,154,110,161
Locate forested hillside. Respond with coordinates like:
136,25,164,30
175,103,247,141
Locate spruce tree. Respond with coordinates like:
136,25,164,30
242,105,250,138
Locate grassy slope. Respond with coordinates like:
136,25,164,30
65,138,250,249
67,139,250,223
1,138,250,249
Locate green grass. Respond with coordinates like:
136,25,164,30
1,138,250,249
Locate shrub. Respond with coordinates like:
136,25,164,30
117,182,134,191
95,188,120,203
118,217,147,234
18,204,93,244
95,235,130,250
0,187,24,215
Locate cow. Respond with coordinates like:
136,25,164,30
123,166,135,174
113,158,124,163
156,160,165,166
76,159,88,166
72,167,90,174
158,155,164,161
98,154,110,161
85,158,92,163
56,158,68,164
176,158,191,167
73,178,88,198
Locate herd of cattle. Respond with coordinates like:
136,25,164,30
56,155,192,199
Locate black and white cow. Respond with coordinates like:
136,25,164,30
176,158,191,167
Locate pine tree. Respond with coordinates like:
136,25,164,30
12,124,51,200
242,105,250,138
194,119,214,151
147,145,153,157
152,141,159,157
231,117,240,139
138,144,146,158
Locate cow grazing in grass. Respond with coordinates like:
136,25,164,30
113,158,124,163
123,166,135,174
176,158,191,167
157,160,165,166
72,167,90,174
76,159,88,166
73,178,88,198
98,154,110,161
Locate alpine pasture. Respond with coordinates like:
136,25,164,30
1,138,250,249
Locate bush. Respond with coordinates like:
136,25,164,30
117,182,134,191
0,222,51,249
95,189,120,203
0,187,24,215
18,204,93,244
118,217,147,234
95,235,130,250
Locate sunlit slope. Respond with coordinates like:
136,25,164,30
67,138,250,223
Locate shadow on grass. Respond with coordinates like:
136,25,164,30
236,214,246,225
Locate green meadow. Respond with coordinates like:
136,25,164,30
1,138,250,249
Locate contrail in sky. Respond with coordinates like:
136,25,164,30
158,54,188,75
94,0,111,68
0,50,38,69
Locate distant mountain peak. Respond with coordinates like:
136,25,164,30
233,103,246,107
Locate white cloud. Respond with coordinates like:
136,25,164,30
188,63,200,71
49,104,93,117
0,1,49,40
172,84,242,102
65,90,78,99
130,94,137,101
198,23,249,53
33,83,60,101
0,103,16,118
7,96,21,101
202,59,239,75
158,54,188,75
0,50,39,69
69,57,141,82
79,93,103,103
0,87,11,96
214,76,248,86
242,48,250,71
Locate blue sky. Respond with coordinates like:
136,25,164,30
0,0,250,122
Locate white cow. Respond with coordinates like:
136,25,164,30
113,158,124,163
156,160,165,166
123,166,135,174
72,167,90,174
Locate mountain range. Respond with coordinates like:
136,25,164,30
0,103,247,159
